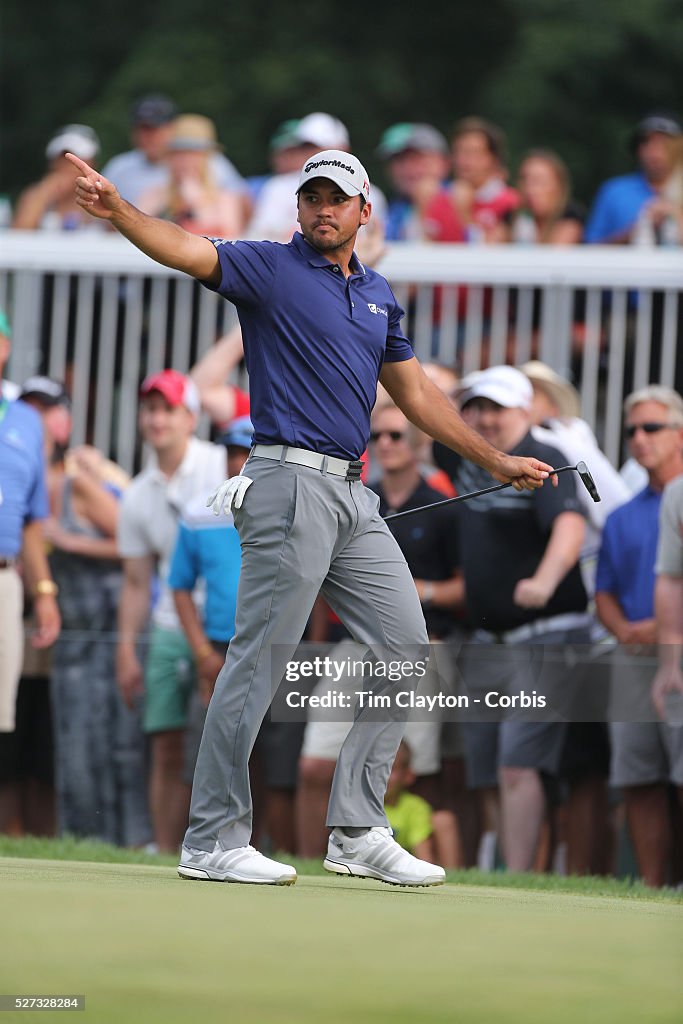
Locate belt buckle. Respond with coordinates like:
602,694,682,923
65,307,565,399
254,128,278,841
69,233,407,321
345,460,364,482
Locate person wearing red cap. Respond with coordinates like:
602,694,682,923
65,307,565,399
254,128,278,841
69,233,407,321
116,369,226,853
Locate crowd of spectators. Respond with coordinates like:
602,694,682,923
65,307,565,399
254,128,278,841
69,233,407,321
8,99,683,250
1,96,682,885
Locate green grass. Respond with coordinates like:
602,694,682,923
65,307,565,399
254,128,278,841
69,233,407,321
1,834,680,902
2,839,682,1024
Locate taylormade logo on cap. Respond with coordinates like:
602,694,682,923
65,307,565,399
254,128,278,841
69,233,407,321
296,149,370,201
304,157,356,175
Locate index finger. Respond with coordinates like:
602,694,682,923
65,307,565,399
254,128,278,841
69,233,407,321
537,459,558,486
64,152,97,178
525,459,557,488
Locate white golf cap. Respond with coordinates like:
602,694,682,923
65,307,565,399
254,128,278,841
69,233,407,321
296,150,370,202
458,365,533,410
46,124,100,162
293,112,350,150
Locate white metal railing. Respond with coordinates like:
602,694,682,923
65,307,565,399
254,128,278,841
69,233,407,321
1,230,681,473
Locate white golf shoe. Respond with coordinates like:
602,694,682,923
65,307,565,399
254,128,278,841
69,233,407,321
178,842,297,885
324,827,446,887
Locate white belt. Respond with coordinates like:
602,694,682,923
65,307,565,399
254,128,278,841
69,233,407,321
251,444,363,480
477,612,592,645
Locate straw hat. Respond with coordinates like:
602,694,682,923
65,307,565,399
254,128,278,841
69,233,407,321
168,114,221,152
518,361,581,419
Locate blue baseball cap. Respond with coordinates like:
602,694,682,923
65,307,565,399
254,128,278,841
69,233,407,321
217,416,253,450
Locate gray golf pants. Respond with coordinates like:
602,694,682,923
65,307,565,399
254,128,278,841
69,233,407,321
184,455,429,851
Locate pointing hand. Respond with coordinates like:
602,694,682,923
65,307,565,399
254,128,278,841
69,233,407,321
65,153,122,220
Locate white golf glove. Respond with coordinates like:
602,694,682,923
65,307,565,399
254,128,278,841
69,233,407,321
207,475,254,516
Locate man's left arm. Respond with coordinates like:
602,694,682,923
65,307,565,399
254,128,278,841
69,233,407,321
514,511,585,609
380,357,553,491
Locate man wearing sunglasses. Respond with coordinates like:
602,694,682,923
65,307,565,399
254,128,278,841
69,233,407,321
595,385,683,886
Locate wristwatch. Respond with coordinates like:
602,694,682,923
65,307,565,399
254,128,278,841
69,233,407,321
34,579,59,597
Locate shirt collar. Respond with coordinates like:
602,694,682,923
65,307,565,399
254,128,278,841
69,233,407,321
146,436,199,482
508,430,533,456
290,231,366,276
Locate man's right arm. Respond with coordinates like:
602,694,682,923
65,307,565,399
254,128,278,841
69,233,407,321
594,590,657,645
594,516,656,644
66,153,221,286
190,323,246,425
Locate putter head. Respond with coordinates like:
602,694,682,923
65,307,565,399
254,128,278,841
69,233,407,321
576,461,601,503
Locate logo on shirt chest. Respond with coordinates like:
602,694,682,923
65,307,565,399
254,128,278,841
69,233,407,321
367,303,388,318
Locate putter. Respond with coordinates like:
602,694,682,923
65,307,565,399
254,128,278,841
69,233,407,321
384,461,601,522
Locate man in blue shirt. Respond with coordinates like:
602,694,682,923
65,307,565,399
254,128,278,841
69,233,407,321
168,419,250,707
584,113,681,244
68,146,554,888
596,385,683,887
0,309,60,740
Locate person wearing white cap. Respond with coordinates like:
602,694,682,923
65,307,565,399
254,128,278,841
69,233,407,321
247,112,386,253
12,124,105,231
452,365,593,874
246,112,351,242
68,145,555,888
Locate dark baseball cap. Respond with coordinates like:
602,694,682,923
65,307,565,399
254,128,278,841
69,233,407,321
20,376,71,409
131,94,178,127
377,123,448,159
631,113,681,149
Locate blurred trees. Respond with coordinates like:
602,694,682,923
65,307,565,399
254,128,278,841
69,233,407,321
2,0,682,208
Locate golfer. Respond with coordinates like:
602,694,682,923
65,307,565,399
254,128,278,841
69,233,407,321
69,148,554,887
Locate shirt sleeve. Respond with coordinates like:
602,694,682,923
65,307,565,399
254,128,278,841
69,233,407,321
26,439,49,523
167,521,200,591
117,489,151,559
203,239,279,306
383,286,415,363
655,484,683,577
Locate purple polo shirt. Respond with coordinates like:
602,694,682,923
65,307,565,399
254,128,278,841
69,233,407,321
204,232,414,460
